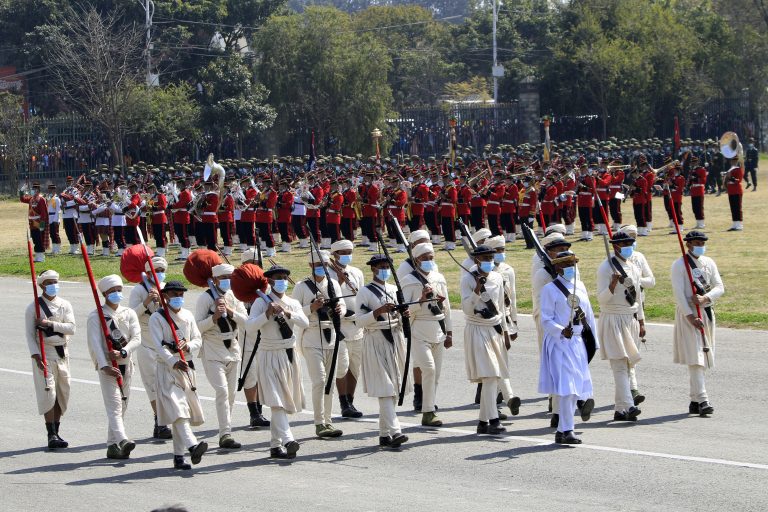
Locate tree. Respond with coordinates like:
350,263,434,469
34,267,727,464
0,91,43,190
199,55,276,157
39,4,145,172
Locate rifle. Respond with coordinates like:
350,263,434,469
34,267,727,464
375,227,412,406
27,231,49,390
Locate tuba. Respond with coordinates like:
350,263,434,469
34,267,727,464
719,131,744,168
203,154,226,202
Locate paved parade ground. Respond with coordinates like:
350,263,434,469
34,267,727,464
1,276,767,512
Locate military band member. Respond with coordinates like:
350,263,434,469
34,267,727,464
328,240,366,418
147,183,168,257
500,175,518,242
128,257,171,439
171,177,192,260
195,264,248,449
356,254,411,449
199,179,220,250
688,157,708,229
724,156,744,232
597,232,644,422
247,265,308,459
255,182,278,257
576,164,595,241
60,176,81,254
218,183,235,256
608,165,625,232
46,184,62,255
149,280,208,470
671,231,724,416
460,245,510,435
276,180,294,253
93,192,112,256
292,250,346,438
25,270,75,450
87,275,140,459
538,251,598,444
20,182,48,262
76,180,97,255
402,243,452,427
324,181,345,247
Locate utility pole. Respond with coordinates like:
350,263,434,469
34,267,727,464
140,0,155,87
492,0,498,103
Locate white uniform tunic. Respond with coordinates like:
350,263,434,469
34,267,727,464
25,296,76,415
47,195,61,223
128,280,164,401
328,265,365,379
596,256,644,364
671,254,724,367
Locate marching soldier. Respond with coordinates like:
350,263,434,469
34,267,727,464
255,180,278,257
688,156,708,229
663,164,685,232
340,177,359,243
518,179,538,248
671,231,724,416
356,254,411,449
60,176,81,255
149,280,208,470
486,174,505,237
218,182,235,256
195,264,248,450
576,163,595,241
538,250,598,444
628,168,649,236
410,176,430,233
46,184,62,255
593,166,611,235
439,176,458,251
597,232,645,422
460,245,511,435
148,183,168,257
128,256,171,439
723,151,744,232
360,171,380,248
25,270,75,450
20,182,48,262
277,179,294,252
608,164,625,232
86,275,140,459
328,240,366,418
292,250,346,438
324,181,344,247
200,179,220,250
75,180,96,255
170,176,192,260
401,243,452,427
500,175,518,242
246,265,308,459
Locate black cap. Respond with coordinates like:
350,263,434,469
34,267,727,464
366,254,391,266
471,244,496,257
609,231,635,244
264,265,291,278
544,238,571,249
162,280,188,293
684,230,708,242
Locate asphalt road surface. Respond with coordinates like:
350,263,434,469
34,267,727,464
1,277,766,512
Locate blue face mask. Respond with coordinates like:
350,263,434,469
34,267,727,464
155,272,166,283
619,246,634,259
338,254,352,266
692,245,706,257
272,280,289,294
420,260,436,272
562,266,576,281
168,296,185,310
313,266,326,277
377,269,391,281
107,291,123,304
479,261,494,274
44,284,59,297
493,253,506,263
217,278,231,292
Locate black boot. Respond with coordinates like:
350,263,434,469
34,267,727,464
496,392,503,405
474,383,482,405
174,455,191,470
347,395,363,417
341,395,362,419
249,402,270,428
46,422,67,450
412,384,423,412
550,413,559,429
487,418,506,435
153,416,172,440
53,422,68,448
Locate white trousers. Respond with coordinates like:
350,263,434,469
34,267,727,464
137,344,157,402
688,365,708,402
172,418,197,456
629,365,638,391
98,364,132,446
479,377,500,422
302,347,335,425
609,358,634,412
413,339,443,413
270,407,294,449
378,396,401,437
202,358,238,437
557,395,577,432
337,337,363,379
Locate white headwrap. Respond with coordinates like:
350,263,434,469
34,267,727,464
472,228,492,243
412,243,434,259
620,224,638,236
330,239,354,252
541,233,567,248
409,230,430,245
37,269,60,285
241,248,259,264
485,236,505,249
308,249,331,264
145,256,168,272
544,223,567,236
98,274,123,293
212,263,235,278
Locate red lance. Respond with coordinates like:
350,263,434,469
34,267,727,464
27,231,49,389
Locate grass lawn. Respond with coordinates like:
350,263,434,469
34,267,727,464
1,163,766,329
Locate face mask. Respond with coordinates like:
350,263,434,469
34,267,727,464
155,272,166,283
45,284,59,297
692,246,706,257
168,296,185,309
619,246,634,259
218,278,231,292
272,280,289,294
313,266,326,277
420,260,436,272
479,261,494,274
338,254,352,266
377,269,391,281
493,253,506,263
107,291,123,304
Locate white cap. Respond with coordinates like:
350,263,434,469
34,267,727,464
98,274,123,293
472,228,492,243
412,243,434,259
308,249,331,264
544,224,567,236
330,239,354,252
485,236,505,249
541,233,567,248
145,256,167,272
409,230,430,245
619,224,638,236
37,269,59,285
212,263,235,277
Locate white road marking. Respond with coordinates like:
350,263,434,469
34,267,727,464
3,366,766,471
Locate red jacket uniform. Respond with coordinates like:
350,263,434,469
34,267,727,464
126,193,142,227
172,189,193,224
240,187,257,223
218,193,235,223
361,183,379,217
518,188,537,217
576,175,595,207
665,174,685,202
470,179,488,208
439,184,457,217
411,183,429,216
277,190,293,223
21,193,48,226
562,177,575,207
609,171,625,199
457,184,472,215
595,172,611,202
201,191,220,223
306,186,324,219
689,167,707,198
725,166,743,196
325,191,344,224
501,183,518,214
540,185,558,215
631,175,647,205
486,184,505,215
151,193,168,224
426,184,441,212
387,188,408,223
255,189,277,223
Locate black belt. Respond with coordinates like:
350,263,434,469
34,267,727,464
54,345,66,358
